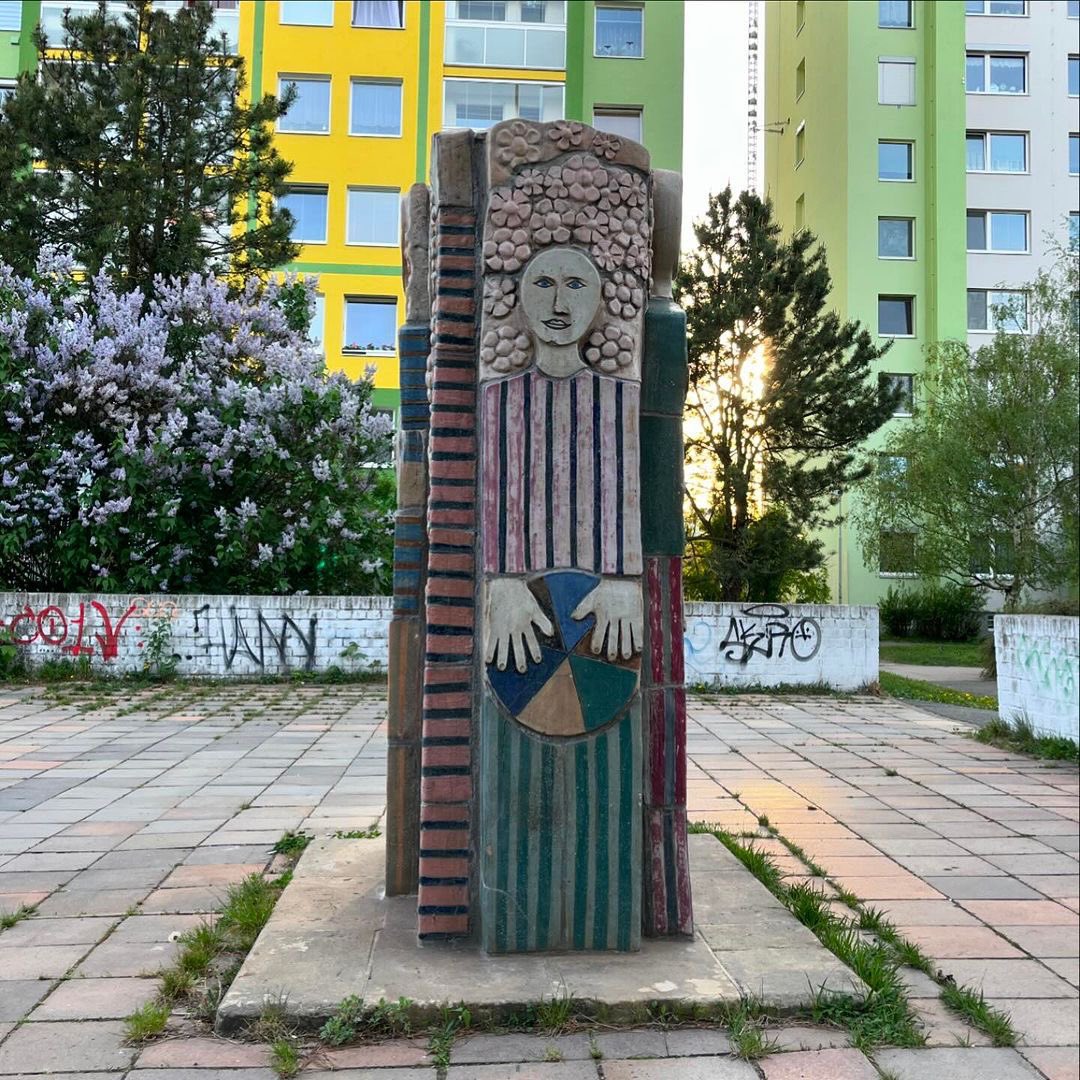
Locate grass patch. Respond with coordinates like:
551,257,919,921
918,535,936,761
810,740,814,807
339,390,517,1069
333,824,381,840
879,671,996,711
690,680,861,699
974,715,1079,764
940,982,1017,1047
880,639,984,666
0,904,36,931
272,831,312,858
123,1000,170,1042
270,1038,301,1078
725,1001,778,1060
428,1005,472,1071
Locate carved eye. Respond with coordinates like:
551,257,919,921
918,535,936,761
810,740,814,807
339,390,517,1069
534,276,555,288
566,278,587,290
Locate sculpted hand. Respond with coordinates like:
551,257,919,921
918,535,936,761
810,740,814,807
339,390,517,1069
483,577,555,674
571,578,643,661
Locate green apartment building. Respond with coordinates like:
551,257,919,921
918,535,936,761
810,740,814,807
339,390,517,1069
766,0,1080,606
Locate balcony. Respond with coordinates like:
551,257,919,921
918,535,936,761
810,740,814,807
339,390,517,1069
445,0,565,71
39,0,239,54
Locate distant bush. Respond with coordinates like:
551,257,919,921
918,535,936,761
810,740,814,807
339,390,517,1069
879,583,984,642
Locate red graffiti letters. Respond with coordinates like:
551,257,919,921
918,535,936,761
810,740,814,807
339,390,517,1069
3,600,138,661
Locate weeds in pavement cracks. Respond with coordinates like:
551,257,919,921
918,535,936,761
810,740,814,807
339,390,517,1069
270,1038,301,1079
975,714,1079,765
689,818,1017,1049
0,904,36,931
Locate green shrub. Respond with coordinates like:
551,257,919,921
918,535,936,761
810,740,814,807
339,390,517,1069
880,583,983,642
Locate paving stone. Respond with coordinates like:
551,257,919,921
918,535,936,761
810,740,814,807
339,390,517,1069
134,1037,271,1067
998,925,1080,957
128,1072,279,1080
32,975,160,1019
1018,1046,1080,1080
935,959,1078,998
0,980,52,1021
73,938,179,977
0,944,88,979
927,877,1042,901
661,1029,732,1056
602,1059,757,1079
874,1046,1044,1079
766,1027,851,1051
0,915,113,947
592,1030,668,1060
986,998,1080,1046
299,1072,433,1080
959,901,1077,925
901,925,1024,959
759,1047,879,1080
452,1034,593,1064
0,1019,135,1073
35,887,152,917
320,1040,432,1068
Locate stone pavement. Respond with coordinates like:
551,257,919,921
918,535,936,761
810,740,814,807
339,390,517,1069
0,681,1076,1080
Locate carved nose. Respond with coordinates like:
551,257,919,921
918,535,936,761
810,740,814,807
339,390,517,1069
552,285,570,315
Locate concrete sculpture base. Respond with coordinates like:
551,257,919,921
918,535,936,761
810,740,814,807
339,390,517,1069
216,836,865,1033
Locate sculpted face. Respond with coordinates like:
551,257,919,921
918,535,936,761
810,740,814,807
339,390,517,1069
521,248,601,347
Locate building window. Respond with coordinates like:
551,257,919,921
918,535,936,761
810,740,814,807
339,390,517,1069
1071,134,1080,176
878,297,915,337
795,123,805,167
964,0,1027,11
1071,212,1080,251
879,1,913,28
0,80,15,107
353,0,404,28
878,217,914,259
965,131,1027,172
0,0,20,31
309,293,326,350
1072,57,1080,96
277,77,331,134
967,289,1028,332
594,5,643,58
880,373,914,415
880,530,917,575
795,58,805,100
281,0,334,25
1070,1,1080,17
878,140,913,180
344,298,397,354
592,107,642,141
795,194,805,231
446,1,566,68
279,186,328,244
966,52,1027,93
967,210,1028,252
878,58,916,105
351,80,403,137
347,188,400,246
443,78,564,129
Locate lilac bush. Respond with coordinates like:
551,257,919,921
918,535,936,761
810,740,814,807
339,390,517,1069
0,253,394,594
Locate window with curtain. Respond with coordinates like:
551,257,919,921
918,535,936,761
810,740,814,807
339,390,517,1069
281,0,334,24
1071,134,1080,175
309,294,326,349
878,218,914,258
878,59,915,105
967,290,1028,332
967,132,1027,172
353,0,404,27
279,187,328,244
347,189,400,245
443,79,563,129
879,1,912,27
278,77,331,134
593,108,642,141
344,298,397,353
595,6,643,58
878,141,913,180
878,297,914,337
0,0,21,30
351,81,402,136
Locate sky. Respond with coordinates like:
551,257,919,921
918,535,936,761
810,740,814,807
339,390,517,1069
681,0,754,248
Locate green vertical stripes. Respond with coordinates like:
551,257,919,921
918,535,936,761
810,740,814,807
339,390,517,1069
563,0,585,120
245,1,266,230
18,1,41,74
479,693,641,953
414,3,431,183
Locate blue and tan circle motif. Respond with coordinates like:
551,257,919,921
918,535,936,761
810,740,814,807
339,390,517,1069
486,571,640,738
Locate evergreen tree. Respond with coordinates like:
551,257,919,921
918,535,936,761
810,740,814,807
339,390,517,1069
0,0,297,293
675,188,898,601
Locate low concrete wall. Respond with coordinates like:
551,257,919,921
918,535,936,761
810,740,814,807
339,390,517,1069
683,603,879,691
1,593,391,677
995,614,1080,741
2,593,879,690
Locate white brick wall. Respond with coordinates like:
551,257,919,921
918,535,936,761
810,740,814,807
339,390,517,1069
683,603,879,691
995,615,1080,741
1,593,392,678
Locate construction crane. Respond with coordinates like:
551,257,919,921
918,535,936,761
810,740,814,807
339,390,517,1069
746,0,760,194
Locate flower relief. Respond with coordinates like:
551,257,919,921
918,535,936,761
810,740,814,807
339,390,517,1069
603,269,644,319
591,131,622,160
494,120,542,169
483,277,516,318
483,228,531,273
585,324,636,374
481,323,532,373
548,119,585,151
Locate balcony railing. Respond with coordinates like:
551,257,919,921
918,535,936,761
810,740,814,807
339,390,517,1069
445,19,565,70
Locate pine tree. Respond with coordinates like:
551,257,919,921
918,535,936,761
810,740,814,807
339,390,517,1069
0,0,297,293
675,188,899,601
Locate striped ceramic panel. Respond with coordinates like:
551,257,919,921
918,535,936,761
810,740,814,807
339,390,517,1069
479,691,642,953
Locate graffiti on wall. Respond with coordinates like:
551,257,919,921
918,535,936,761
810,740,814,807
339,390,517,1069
2,599,145,660
683,604,823,672
1010,632,1078,702
191,605,317,672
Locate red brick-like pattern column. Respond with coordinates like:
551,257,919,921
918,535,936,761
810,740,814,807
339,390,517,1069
416,208,479,939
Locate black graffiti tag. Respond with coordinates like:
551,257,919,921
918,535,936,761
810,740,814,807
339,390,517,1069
720,604,821,665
